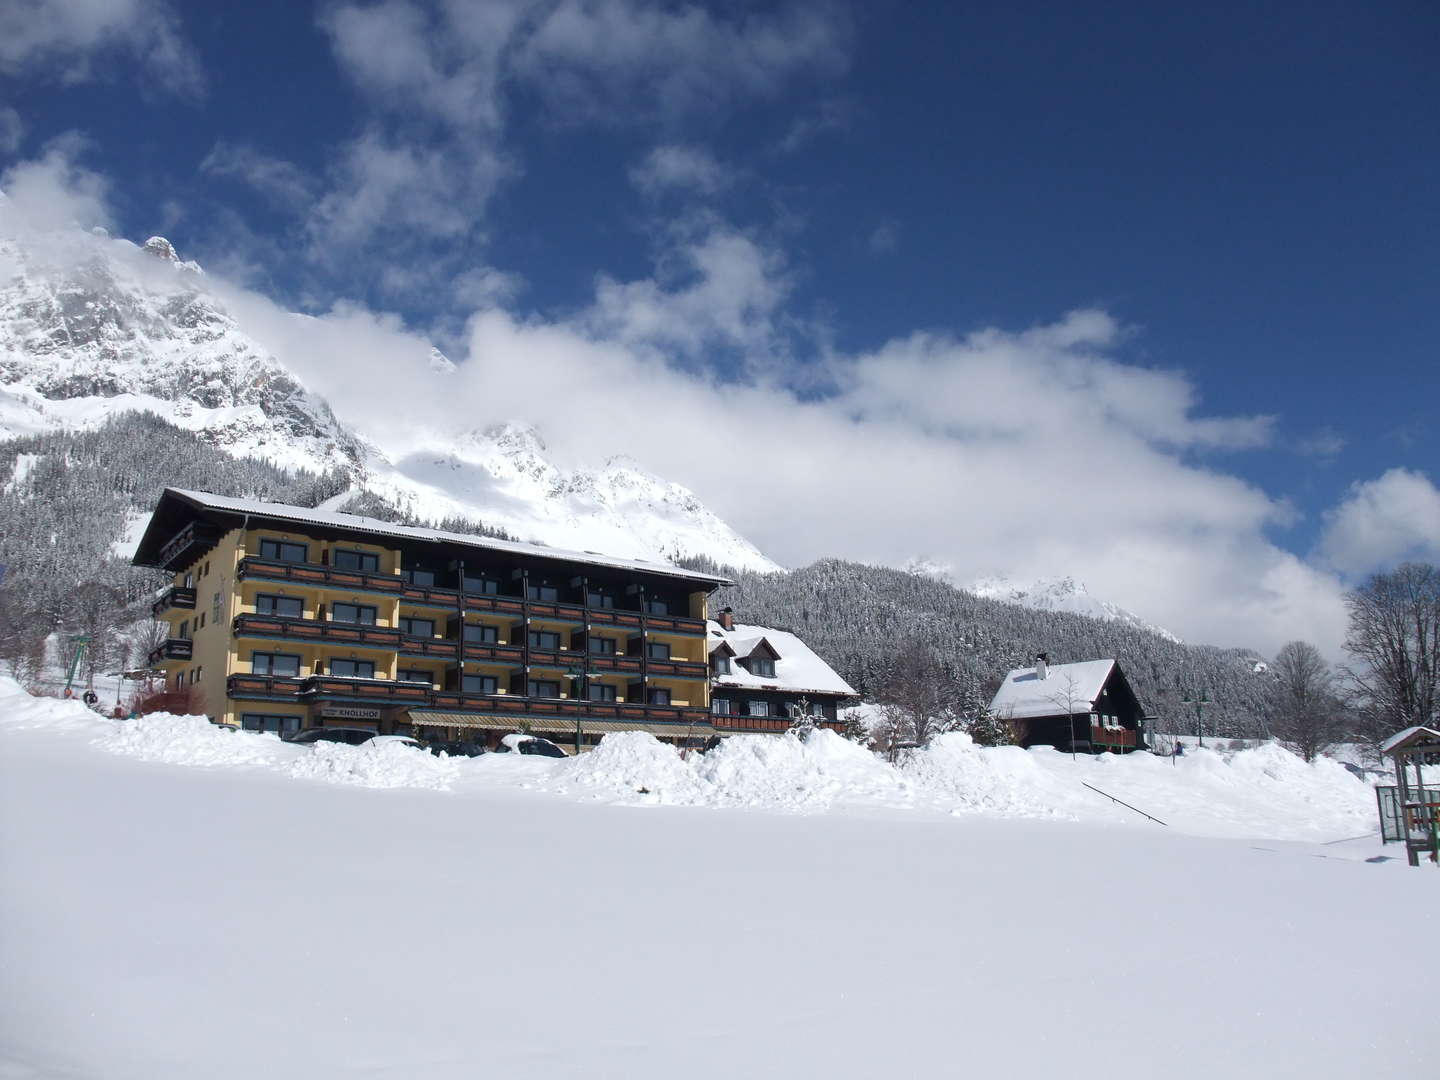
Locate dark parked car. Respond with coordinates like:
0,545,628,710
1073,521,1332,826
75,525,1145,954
423,738,488,758
496,734,568,758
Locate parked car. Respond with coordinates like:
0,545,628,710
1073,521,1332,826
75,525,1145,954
285,728,420,748
496,733,568,758
422,738,488,758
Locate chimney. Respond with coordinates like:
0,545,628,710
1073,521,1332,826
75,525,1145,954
718,607,735,631
1035,651,1049,680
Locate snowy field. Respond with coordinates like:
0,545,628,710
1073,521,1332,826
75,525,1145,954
1,678,1435,1079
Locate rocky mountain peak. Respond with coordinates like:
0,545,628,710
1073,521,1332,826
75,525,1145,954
143,236,179,262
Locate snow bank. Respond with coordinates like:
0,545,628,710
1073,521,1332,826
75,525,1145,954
1,677,1381,838
900,732,1079,818
103,711,294,769
287,739,460,790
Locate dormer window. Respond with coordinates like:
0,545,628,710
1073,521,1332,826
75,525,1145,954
749,657,775,678
713,655,732,675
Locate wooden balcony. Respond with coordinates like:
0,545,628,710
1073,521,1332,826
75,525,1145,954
585,653,643,675
233,613,404,649
462,642,525,665
152,586,196,617
299,675,433,704
1090,724,1137,749
461,593,527,617
643,612,707,637
645,657,709,680
238,556,418,599
157,521,223,571
147,638,193,665
711,714,846,735
227,673,304,699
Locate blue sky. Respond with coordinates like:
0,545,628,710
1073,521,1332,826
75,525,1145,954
2,0,1437,651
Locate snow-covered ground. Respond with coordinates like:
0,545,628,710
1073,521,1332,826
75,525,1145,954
2,678,1434,1079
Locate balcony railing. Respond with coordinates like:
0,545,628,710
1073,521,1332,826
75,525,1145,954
147,638,193,665
227,673,304,699
233,613,404,649
1090,724,1137,749
223,670,710,728
238,556,707,632
152,586,197,617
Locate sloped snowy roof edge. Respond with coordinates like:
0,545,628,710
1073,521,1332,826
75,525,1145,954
987,659,1118,720
707,620,858,697
137,488,734,587
1380,725,1440,755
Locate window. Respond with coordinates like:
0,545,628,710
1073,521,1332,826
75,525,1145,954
462,674,499,694
646,641,671,660
241,713,302,735
331,603,378,625
177,620,190,640
463,623,500,644
810,701,825,717
252,652,301,677
174,671,185,689
528,582,559,602
589,636,617,655
193,666,203,683
588,683,617,702
528,630,561,650
397,668,433,684
203,561,210,577
257,594,303,618
711,697,734,715
197,612,205,629
329,658,375,679
463,575,500,595
403,567,436,587
586,589,615,609
749,657,776,678
260,538,307,563
647,688,672,706
527,679,561,698
645,598,671,615
333,549,379,572
713,655,732,675
747,700,771,718
399,616,435,638
183,573,194,589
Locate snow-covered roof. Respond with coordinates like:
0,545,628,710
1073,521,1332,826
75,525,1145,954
138,488,733,587
988,659,1118,720
1380,725,1440,755
707,621,857,698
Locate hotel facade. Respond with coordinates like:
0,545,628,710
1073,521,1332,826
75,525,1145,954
133,488,746,749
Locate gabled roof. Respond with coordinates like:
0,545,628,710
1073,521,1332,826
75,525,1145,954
707,621,857,698
1380,725,1440,756
132,488,732,588
988,659,1118,720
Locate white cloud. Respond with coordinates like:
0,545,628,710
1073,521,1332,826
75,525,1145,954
0,135,112,231
630,145,731,196
519,0,850,119
200,142,316,211
0,108,22,155
1294,427,1346,460
868,218,898,253
0,0,202,97
1317,468,1440,576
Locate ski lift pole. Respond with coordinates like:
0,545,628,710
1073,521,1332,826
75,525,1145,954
63,634,92,694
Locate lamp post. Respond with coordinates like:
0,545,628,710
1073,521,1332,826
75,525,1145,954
1179,686,1211,748
566,661,587,754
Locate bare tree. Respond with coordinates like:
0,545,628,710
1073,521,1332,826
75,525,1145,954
875,638,961,759
1343,563,1440,754
1266,641,1342,762
1045,672,1089,759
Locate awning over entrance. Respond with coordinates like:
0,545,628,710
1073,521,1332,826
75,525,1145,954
407,710,713,741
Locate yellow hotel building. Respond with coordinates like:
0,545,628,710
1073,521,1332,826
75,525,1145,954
133,488,731,750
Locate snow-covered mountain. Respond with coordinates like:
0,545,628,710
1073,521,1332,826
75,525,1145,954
0,222,779,572
969,574,1183,643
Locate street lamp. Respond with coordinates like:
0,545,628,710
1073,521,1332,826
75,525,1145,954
1179,686,1212,748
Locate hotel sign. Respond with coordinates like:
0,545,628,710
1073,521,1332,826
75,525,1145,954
316,704,384,721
